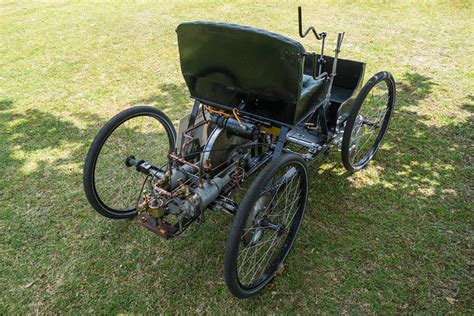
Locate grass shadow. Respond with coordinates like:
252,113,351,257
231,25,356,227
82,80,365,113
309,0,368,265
127,82,190,121
0,99,14,111
2,76,471,313
289,71,472,311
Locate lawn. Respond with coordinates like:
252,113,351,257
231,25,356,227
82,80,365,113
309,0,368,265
1,0,472,313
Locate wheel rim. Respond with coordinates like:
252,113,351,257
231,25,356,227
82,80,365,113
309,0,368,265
348,79,393,168
93,114,172,213
236,162,306,289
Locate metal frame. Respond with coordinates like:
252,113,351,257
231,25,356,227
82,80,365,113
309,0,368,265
83,5,395,298
132,6,368,238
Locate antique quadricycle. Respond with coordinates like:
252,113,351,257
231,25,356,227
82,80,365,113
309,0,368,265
83,7,395,298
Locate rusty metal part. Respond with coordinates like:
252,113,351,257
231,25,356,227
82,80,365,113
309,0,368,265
169,153,200,170
138,215,178,239
180,133,194,155
169,152,204,188
153,185,174,198
136,189,165,217
154,168,171,187
136,189,149,215
203,159,212,172
175,183,192,197
136,200,147,213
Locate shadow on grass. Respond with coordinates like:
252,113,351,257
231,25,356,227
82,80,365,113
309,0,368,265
290,72,472,311
397,73,438,103
0,100,101,171
2,73,472,312
0,99,13,110
127,82,191,120
0,82,190,173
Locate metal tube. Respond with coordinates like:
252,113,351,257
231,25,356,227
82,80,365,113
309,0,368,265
210,114,257,139
195,174,231,208
169,153,200,171
326,32,345,100
298,6,322,40
318,35,326,76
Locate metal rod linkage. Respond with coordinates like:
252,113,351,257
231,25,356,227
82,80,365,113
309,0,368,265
298,6,324,40
326,32,345,100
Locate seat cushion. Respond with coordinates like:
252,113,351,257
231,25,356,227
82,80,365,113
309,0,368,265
294,74,327,121
294,75,328,120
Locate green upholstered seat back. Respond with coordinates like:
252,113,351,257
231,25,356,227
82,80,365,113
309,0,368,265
176,22,306,107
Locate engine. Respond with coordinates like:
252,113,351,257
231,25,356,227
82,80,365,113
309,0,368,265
127,108,272,238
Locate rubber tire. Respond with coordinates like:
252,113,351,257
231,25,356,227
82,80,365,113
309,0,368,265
83,106,176,219
224,153,309,298
341,71,396,172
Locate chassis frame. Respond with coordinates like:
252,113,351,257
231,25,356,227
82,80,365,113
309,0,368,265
83,6,396,298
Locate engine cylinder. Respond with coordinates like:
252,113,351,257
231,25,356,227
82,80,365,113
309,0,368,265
210,114,257,139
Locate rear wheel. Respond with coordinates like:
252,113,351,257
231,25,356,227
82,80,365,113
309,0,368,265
83,106,176,219
224,153,309,298
341,71,396,172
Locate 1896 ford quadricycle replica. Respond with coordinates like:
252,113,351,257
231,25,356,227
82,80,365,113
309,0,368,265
83,7,396,298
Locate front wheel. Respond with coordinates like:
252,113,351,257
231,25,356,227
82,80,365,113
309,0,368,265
224,153,309,298
341,71,396,172
83,106,176,219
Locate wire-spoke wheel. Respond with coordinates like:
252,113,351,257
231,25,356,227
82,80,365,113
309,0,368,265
224,153,308,298
341,71,396,172
83,106,176,219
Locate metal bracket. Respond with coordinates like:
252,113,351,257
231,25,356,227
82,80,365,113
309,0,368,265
318,105,328,140
272,126,289,161
187,99,201,129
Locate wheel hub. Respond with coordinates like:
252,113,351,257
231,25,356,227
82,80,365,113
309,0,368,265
242,193,272,247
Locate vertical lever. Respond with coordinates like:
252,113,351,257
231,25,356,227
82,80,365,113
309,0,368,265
298,6,327,78
318,34,326,76
298,6,322,40
298,6,303,36
335,32,345,53
326,32,345,100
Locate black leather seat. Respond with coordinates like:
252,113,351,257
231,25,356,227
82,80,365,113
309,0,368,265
177,22,328,125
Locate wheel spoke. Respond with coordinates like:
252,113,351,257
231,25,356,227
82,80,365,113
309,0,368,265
93,114,171,212
235,159,306,288
346,78,393,168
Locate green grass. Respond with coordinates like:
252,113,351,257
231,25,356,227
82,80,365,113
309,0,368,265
1,0,473,313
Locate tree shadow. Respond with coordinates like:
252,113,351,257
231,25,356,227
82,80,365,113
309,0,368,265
0,102,103,172
3,74,471,312
397,73,438,106
127,82,191,121
0,99,14,111
285,71,472,311
0,83,193,176
461,94,473,113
